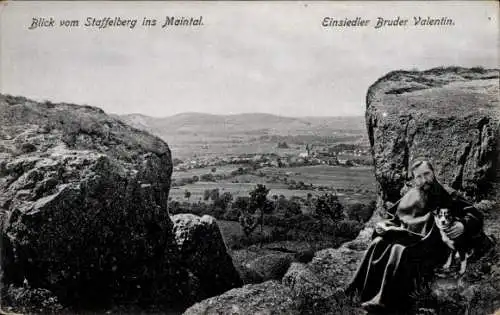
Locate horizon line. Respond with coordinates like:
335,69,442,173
0,92,365,119
116,111,366,119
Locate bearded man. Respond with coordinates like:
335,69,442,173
346,159,483,312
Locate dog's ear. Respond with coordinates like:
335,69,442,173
431,208,439,215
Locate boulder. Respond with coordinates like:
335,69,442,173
0,94,177,306
171,214,242,303
364,67,500,314
280,67,500,315
0,284,64,314
365,67,499,202
0,95,242,310
243,252,295,282
183,280,301,315
282,241,367,315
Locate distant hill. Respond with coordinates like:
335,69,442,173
118,112,366,138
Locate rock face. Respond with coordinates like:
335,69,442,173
366,67,499,203
0,95,175,306
244,252,295,282
171,214,242,303
0,95,241,309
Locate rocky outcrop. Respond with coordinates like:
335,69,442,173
365,67,499,203
280,228,373,315
0,95,241,310
243,252,295,282
183,280,301,315
171,214,242,303
183,227,373,315
183,68,499,314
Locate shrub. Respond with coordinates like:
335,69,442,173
222,208,241,221
172,158,183,166
213,191,233,211
203,189,211,201
19,142,37,153
277,141,289,149
314,193,344,222
335,220,364,239
238,213,258,237
233,196,250,211
200,173,216,182
344,200,375,223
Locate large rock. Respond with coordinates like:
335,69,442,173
171,214,242,303
183,280,300,315
0,95,242,310
365,67,499,202
244,252,295,283
0,94,176,306
282,238,367,315
365,67,500,313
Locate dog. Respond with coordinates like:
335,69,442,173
433,208,473,274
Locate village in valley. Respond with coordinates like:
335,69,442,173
173,142,372,172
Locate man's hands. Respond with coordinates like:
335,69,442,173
444,221,464,239
375,221,404,235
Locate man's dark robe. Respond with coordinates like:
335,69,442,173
347,182,483,309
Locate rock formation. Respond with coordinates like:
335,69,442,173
365,67,499,203
171,214,242,302
183,280,301,315
184,67,499,314
0,94,241,311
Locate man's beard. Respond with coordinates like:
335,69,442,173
419,179,439,195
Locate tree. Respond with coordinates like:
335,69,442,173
277,141,289,149
306,192,314,213
248,184,271,238
210,188,220,201
239,212,258,237
203,189,211,201
214,192,233,212
184,190,191,201
233,196,250,211
272,194,279,212
314,193,344,222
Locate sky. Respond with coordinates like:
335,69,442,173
0,1,498,117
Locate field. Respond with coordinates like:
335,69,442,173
172,164,246,179
169,141,305,160
259,165,376,191
169,165,377,203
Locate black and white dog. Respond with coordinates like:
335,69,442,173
433,208,473,274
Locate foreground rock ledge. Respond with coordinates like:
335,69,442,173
183,280,300,315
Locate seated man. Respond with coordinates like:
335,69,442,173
346,159,483,312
